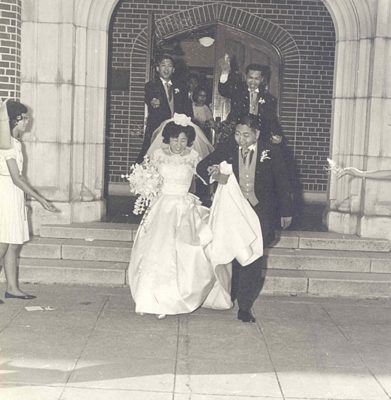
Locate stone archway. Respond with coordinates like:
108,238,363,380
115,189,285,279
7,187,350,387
129,3,301,148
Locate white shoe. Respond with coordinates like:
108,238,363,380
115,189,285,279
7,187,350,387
156,314,167,319
137,312,144,316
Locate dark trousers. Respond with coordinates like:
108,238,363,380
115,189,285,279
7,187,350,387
231,256,265,312
230,202,270,312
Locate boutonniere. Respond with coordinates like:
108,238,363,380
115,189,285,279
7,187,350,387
174,88,180,94
258,97,266,104
260,149,271,162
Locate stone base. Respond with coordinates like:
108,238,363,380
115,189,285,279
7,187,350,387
327,210,391,240
28,200,106,235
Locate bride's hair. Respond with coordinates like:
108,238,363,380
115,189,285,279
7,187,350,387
162,121,196,146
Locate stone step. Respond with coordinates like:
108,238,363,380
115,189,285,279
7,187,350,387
0,259,128,286
5,260,391,298
21,237,391,274
20,238,131,262
40,222,137,242
265,248,391,273
39,224,391,253
273,231,391,252
263,269,391,298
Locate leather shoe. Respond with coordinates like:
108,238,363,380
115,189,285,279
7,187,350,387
0,299,3,304
5,292,36,300
238,309,256,323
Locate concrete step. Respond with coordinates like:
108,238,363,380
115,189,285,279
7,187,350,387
5,259,128,286
265,248,391,273
273,231,391,252
263,269,391,298
39,224,391,253
40,222,137,242
20,238,131,262
21,237,390,274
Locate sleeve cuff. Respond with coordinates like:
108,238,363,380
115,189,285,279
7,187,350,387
219,73,228,84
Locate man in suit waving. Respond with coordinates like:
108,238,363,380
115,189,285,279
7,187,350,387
137,54,191,162
197,114,293,323
218,54,283,145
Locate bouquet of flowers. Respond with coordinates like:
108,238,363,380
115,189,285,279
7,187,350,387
122,157,163,215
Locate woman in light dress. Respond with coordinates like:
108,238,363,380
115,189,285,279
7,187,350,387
128,120,214,319
191,86,215,143
0,100,57,301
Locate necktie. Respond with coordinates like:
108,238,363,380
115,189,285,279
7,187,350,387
165,81,173,102
242,148,252,166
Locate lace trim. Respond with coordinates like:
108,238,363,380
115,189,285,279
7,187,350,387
152,148,200,169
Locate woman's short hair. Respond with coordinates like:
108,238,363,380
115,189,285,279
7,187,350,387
162,121,196,146
192,86,207,102
6,100,28,129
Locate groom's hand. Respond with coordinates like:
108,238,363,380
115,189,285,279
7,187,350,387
151,98,160,108
280,216,292,230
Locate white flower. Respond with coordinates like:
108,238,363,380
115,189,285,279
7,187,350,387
258,98,266,104
173,113,191,126
260,149,271,162
122,156,163,215
174,88,180,94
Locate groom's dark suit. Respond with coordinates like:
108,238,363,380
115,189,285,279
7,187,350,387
197,137,293,313
137,78,191,163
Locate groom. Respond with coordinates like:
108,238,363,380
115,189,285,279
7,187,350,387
197,114,293,322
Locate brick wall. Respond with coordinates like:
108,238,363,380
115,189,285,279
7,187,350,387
107,0,335,193
0,0,21,99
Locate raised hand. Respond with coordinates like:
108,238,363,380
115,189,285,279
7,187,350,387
219,53,231,75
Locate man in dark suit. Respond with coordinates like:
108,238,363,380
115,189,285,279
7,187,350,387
218,54,283,144
137,54,191,163
197,114,293,323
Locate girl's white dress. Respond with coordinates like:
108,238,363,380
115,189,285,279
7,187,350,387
0,137,29,244
128,148,214,315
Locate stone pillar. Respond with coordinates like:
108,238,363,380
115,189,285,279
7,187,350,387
20,0,118,233
326,0,391,240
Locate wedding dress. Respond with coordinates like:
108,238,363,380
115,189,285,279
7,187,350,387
128,148,214,315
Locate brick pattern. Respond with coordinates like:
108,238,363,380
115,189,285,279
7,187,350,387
0,0,21,100
107,0,335,192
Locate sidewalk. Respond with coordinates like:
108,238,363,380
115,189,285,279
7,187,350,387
0,283,390,400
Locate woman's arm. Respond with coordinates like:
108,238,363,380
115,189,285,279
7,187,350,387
339,168,391,180
6,158,58,212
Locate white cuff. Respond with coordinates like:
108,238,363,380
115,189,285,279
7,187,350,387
220,73,228,84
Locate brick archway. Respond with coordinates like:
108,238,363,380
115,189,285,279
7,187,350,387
129,3,301,149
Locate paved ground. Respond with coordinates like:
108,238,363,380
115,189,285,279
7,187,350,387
0,283,390,400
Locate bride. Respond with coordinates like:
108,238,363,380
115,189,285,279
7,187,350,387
128,116,214,318
128,114,263,319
